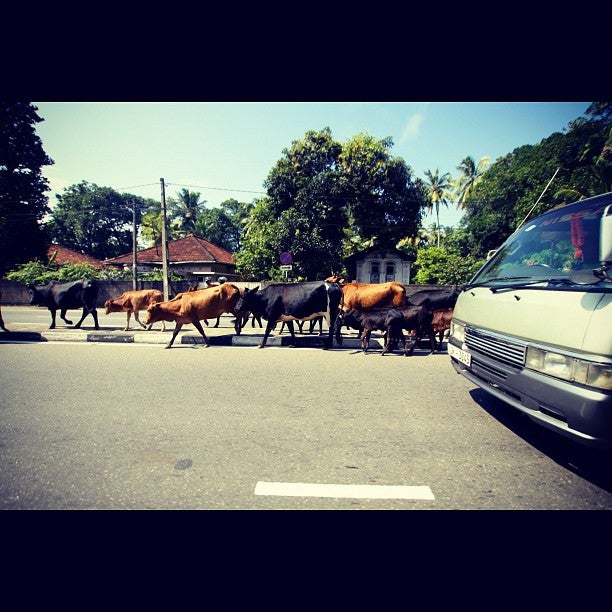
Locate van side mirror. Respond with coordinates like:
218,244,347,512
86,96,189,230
600,204,612,264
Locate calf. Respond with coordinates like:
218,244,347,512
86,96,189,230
338,306,436,356
29,279,99,329
394,305,437,355
234,281,343,348
104,289,166,331
336,308,405,355
142,282,241,348
431,308,454,351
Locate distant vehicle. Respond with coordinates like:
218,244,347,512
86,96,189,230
449,192,612,449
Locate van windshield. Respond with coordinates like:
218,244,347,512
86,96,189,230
470,195,612,287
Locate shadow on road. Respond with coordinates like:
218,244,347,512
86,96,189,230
469,388,612,493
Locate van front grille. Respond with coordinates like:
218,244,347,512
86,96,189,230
465,328,526,369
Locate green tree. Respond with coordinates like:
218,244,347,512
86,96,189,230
45,181,142,260
339,133,425,255
453,155,489,209
0,101,54,276
194,207,239,252
423,168,452,247
168,188,207,238
260,128,348,279
240,128,427,280
460,103,612,258
234,197,279,280
199,198,254,252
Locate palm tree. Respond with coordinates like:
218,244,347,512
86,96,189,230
168,188,207,237
453,155,490,209
423,168,452,246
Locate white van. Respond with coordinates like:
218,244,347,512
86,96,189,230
449,191,612,449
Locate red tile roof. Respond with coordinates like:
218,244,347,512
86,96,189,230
47,244,105,269
104,234,235,266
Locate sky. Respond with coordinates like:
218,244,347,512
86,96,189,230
33,101,591,228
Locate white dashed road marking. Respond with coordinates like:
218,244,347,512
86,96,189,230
254,481,435,500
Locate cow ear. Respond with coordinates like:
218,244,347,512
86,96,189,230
251,286,259,293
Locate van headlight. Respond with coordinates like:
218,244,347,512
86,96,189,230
525,346,612,391
450,320,466,344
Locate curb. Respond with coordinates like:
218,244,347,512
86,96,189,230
1,328,379,349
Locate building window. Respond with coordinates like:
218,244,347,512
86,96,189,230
370,261,380,283
385,262,395,282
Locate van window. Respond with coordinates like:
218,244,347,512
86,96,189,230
473,198,608,284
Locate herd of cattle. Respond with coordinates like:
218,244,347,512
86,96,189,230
3,278,460,355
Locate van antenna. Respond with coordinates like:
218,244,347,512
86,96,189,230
516,167,560,229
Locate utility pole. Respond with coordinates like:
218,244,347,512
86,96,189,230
160,178,170,300
131,199,137,291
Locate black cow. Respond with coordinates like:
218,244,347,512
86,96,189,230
234,281,343,349
406,287,461,310
29,279,100,329
0,289,7,331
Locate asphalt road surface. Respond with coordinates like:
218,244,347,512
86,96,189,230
1,337,610,510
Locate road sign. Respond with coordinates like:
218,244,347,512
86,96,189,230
279,252,293,265
280,265,293,271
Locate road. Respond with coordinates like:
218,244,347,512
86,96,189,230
1,337,610,510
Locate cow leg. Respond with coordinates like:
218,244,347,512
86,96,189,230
49,308,57,329
132,309,149,330
427,327,436,354
59,308,73,326
259,320,277,348
125,310,132,331
75,306,99,330
286,320,297,347
214,316,220,328
191,319,210,347
360,327,370,353
165,322,184,349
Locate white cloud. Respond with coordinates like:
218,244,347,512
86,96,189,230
400,112,426,143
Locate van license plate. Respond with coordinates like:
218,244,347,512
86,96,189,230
449,344,471,366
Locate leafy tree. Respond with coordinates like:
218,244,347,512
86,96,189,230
259,128,348,279
194,206,239,252
138,198,165,246
195,198,254,253
0,101,53,276
234,197,280,280
453,155,489,208
168,188,207,238
423,168,452,247
239,128,426,280
45,181,146,260
339,133,425,255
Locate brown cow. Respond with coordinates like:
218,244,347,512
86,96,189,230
104,289,166,331
142,283,241,348
326,275,406,311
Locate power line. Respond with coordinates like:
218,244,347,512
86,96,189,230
166,182,266,196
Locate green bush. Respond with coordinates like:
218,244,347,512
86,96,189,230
412,246,484,285
5,260,130,285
